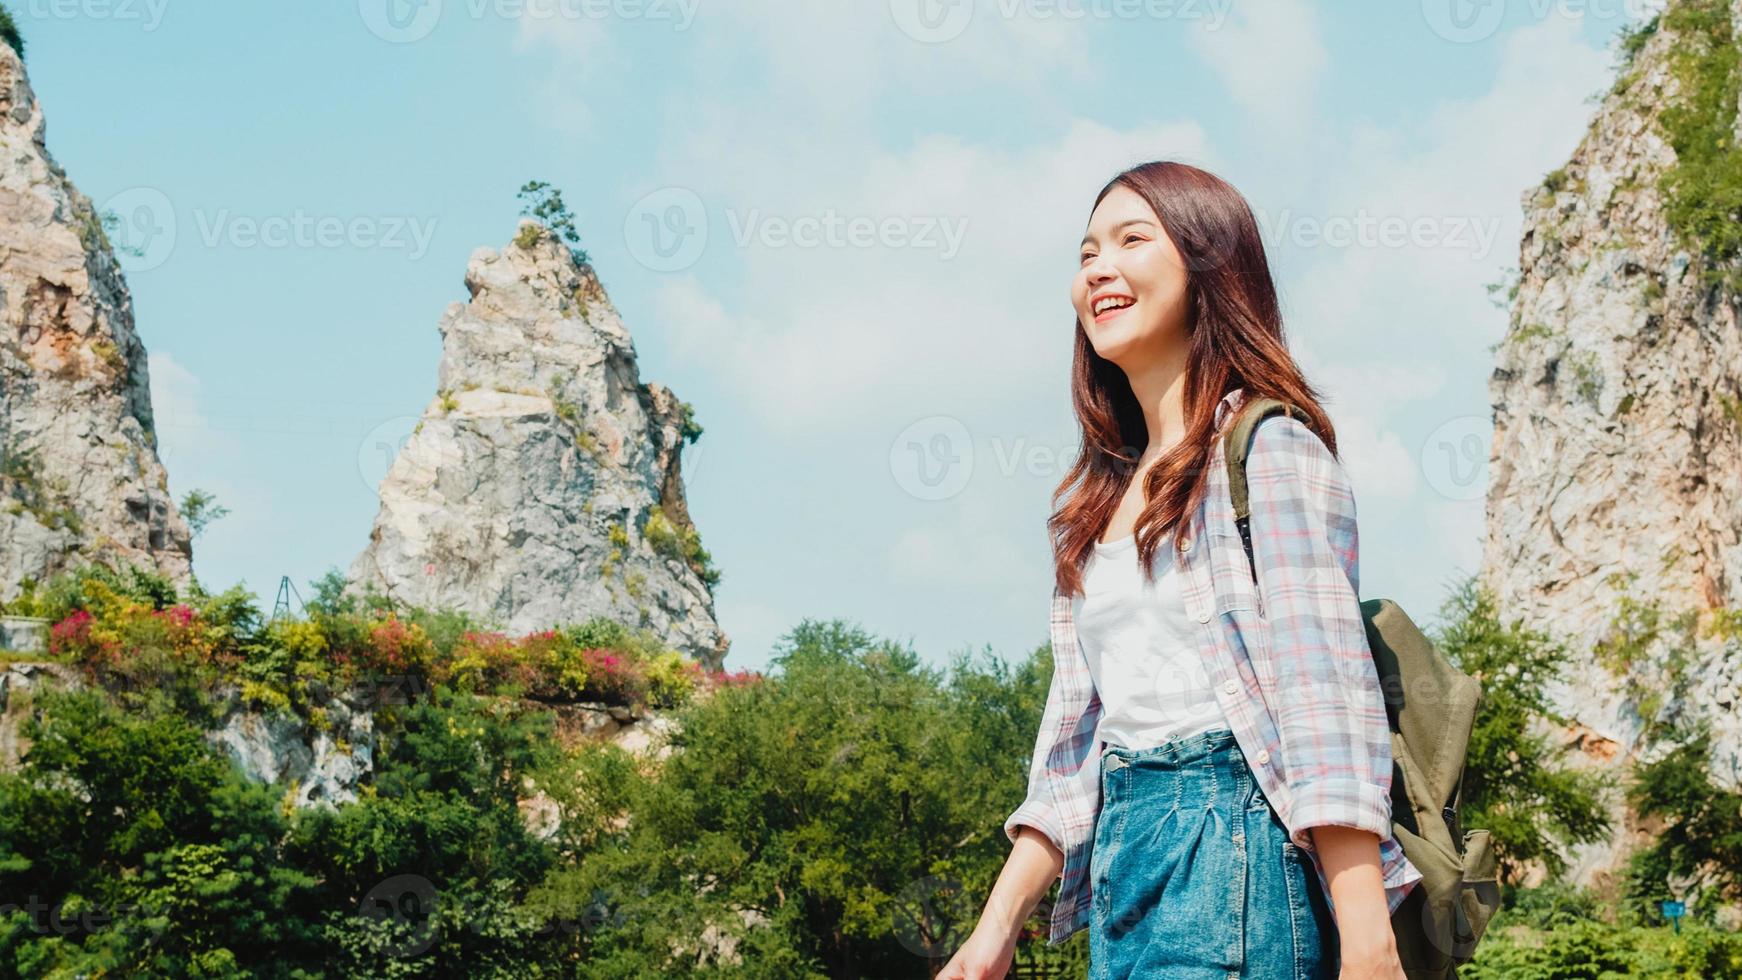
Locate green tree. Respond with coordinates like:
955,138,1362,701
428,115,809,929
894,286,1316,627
541,619,1051,978
179,488,232,540
0,3,22,60
516,180,590,265
1622,722,1742,923
0,689,319,976
1433,577,1612,881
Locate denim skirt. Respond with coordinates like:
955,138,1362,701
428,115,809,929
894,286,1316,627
1089,727,1339,979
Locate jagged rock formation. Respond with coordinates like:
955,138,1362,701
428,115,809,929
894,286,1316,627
346,221,727,668
0,43,192,596
1482,1,1742,885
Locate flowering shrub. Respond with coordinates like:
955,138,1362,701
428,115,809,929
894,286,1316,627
48,608,104,661
645,650,705,707
27,562,723,712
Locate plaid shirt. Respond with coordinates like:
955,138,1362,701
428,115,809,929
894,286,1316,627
1005,387,1422,944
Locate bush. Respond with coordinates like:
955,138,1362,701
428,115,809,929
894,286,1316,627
0,4,20,62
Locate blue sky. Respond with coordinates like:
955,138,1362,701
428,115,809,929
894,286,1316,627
21,0,1647,671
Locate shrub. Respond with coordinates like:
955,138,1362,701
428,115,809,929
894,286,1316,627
0,4,20,61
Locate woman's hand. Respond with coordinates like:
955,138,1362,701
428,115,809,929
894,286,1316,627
1335,918,1405,980
935,921,1018,980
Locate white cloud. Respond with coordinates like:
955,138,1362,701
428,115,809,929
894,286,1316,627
648,118,1213,438
1187,0,1327,137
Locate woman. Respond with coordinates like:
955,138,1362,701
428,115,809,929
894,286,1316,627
938,161,1421,979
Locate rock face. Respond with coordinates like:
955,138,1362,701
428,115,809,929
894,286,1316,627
346,222,727,669
1482,2,1742,884
206,690,376,809
0,43,192,596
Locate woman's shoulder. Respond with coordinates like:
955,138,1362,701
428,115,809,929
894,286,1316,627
1245,412,1356,512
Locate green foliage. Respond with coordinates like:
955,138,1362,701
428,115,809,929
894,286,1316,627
0,3,22,60
180,488,232,540
1657,0,1742,291
545,620,1062,976
1617,12,1659,67
1592,573,1704,745
1622,723,1742,921
677,401,703,444
0,440,83,535
0,688,318,975
1433,577,1612,881
644,506,721,589
516,180,590,266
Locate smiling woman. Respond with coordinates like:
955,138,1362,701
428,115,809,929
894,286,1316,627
937,161,1418,980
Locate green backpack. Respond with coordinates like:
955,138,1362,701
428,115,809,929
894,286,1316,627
1223,396,1501,979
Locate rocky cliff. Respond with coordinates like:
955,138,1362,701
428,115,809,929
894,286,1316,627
1482,0,1742,883
346,222,727,669
0,43,192,595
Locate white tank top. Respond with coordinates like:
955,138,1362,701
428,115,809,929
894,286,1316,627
1072,531,1225,750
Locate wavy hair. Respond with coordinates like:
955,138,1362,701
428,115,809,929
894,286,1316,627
1051,160,1337,597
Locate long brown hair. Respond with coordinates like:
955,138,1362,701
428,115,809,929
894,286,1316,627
1051,160,1337,597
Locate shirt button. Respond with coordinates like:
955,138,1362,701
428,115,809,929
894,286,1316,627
1177,534,1192,553
1196,609,1211,624
1221,680,1238,696
1254,750,1271,765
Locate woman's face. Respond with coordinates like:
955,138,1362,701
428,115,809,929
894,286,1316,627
1072,184,1191,368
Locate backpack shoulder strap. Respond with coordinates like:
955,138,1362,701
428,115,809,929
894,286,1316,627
1222,395,1298,581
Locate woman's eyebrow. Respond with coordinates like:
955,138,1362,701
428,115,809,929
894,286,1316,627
1081,218,1156,247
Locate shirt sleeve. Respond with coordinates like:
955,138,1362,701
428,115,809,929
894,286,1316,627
1003,590,1102,876
1244,415,1396,853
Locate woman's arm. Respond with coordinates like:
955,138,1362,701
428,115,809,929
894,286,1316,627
1244,414,1403,977
1311,825,1400,974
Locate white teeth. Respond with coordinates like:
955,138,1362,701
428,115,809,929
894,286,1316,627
1094,296,1134,315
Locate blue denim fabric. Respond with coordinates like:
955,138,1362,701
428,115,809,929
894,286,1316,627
1090,728,1339,979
